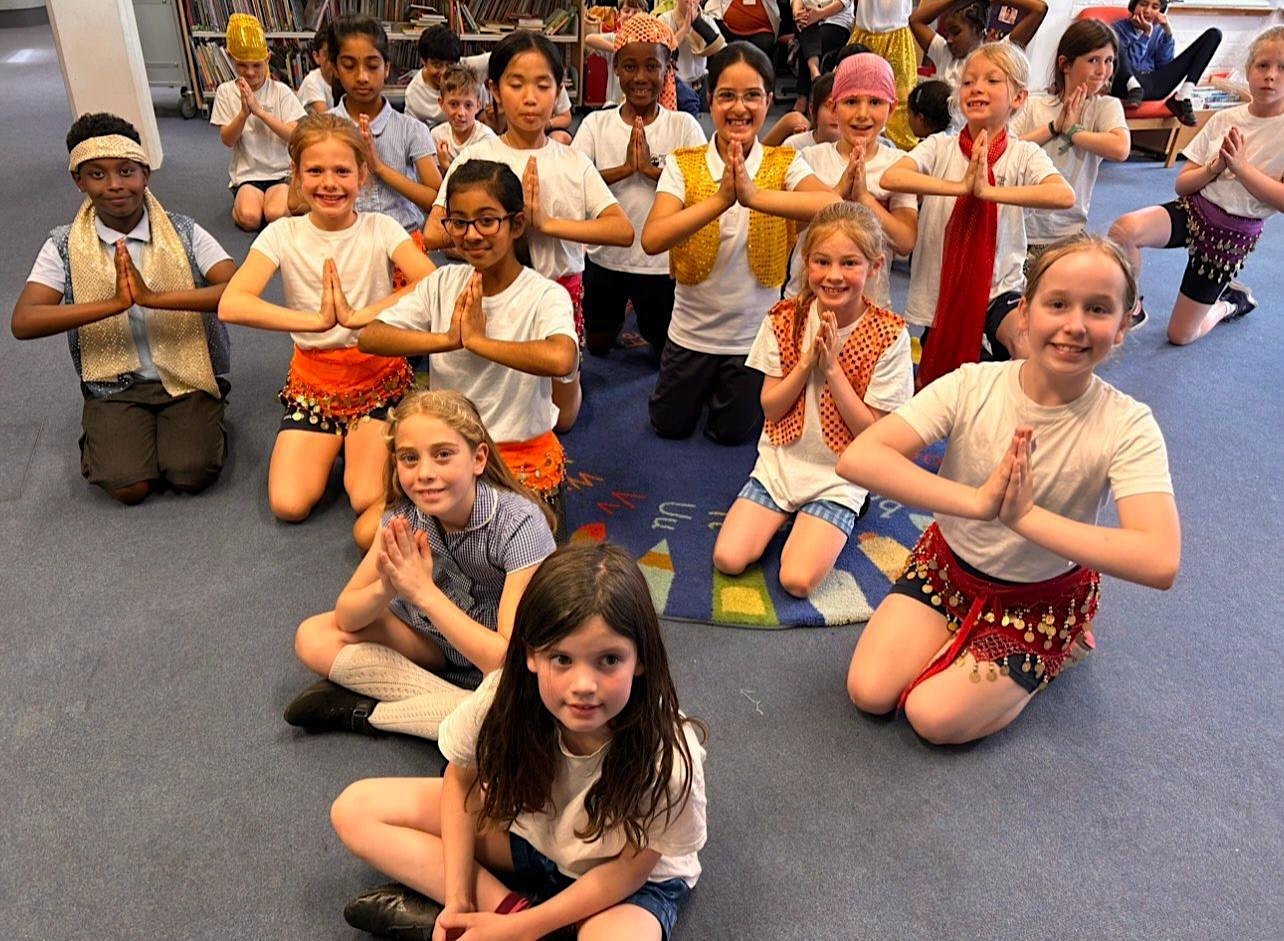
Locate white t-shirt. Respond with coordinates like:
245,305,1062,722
656,9,724,84
746,301,912,511
1183,104,1284,220
431,119,497,159
296,67,333,111
405,56,494,125
28,209,231,381
783,130,817,151
852,0,911,33
787,140,917,305
250,212,411,350
209,78,307,186
572,106,707,274
376,264,576,443
896,361,1174,582
439,671,707,888
926,33,965,93
1012,93,1127,243
803,0,854,31
436,136,619,279
656,139,817,354
899,131,1060,327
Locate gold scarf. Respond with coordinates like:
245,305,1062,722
669,144,795,287
69,190,218,396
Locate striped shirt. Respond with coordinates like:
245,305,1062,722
385,480,555,686
330,97,437,230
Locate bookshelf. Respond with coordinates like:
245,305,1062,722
178,0,588,114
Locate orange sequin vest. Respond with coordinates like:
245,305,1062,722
668,145,795,288
763,297,905,454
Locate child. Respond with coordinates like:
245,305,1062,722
329,542,707,941
788,54,919,307
328,14,443,252
425,30,635,431
782,72,841,150
404,24,491,127
658,0,727,110
285,389,557,741
210,13,306,230
846,0,919,149
1109,26,1284,346
790,0,854,113
218,115,435,528
431,64,496,175
906,79,954,141
642,42,839,446
12,112,234,504
361,160,580,539
573,15,708,357
1012,18,1129,346
881,42,1074,387
714,203,912,598
840,234,1181,744
1110,0,1221,126
296,30,336,116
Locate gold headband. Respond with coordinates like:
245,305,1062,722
69,134,150,172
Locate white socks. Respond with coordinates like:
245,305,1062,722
328,642,469,740
1127,76,1142,91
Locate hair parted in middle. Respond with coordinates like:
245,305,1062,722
472,542,705,851
287,113,367,169
1050,18,1118,97
791,201,887,345
1024,232,1139,318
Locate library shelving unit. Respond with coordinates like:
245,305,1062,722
178,1,587,115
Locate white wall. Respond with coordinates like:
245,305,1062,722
46,0,163,169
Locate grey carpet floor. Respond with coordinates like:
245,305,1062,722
0,21,1280,941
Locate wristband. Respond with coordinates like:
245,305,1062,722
1062,123,1084,144
1047,120,1058,139
691,16,718,43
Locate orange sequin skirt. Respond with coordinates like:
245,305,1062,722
497,430,565,499
279,345,414,434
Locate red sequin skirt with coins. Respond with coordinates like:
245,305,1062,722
897,524,1101,707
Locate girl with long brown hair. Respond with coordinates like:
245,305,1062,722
330,543,707,941
283,389,556,743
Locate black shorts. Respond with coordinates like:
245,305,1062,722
278,402,393,436
980,290,1023,362
582,257,676,357
1161,199,1232,305
233,177,290,196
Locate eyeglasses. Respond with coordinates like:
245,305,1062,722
712,89,768,107
441,213,516,237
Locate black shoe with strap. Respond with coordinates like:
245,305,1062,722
283,680,377,734
1164,95,1197,126
343,883,442,940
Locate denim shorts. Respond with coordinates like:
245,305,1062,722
738,476,859,536
507,834,691,940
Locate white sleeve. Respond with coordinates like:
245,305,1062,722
26,238,66,293
893,363,968,445
579,153,620,218
276,82,308,122
927,33,952,73
248,220,286,267
437,672,501,767
190,224,233,275
1094,95,1127,133
434,158,459,209
570,114,598,161
888,189,918,212
533,279,578,341
785,152,817,190
209,82,240,126
681,113,708,148
1182,111,1225,165
555,87,572,116
374,212,414,256
656,150,688,200
1019,140,1061,184
377,272,439,331
1009,101,1037,137
862,329,914,413
744,315,783,377
646,726,708,858
907,133,944,175
297,71,326,107
1108,405,1175,500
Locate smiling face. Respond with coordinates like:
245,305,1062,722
392,414,486,528
615,41,668,115
959,54,1025,129
1062,44,1115,97
834,92,892,148
806,231,879,320
334,33,389,106
1018,248,1129,387
73,157,150,232
526,615,642,755
444,183,525,272
710,60,771,148
441,88,481,135
296,136,365,228
493,49,559,137
1248,39,1284,115
233,56,268,90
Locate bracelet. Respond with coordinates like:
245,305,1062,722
1047,120,1059,140
1062,123,1085,145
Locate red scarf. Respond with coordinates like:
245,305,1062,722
918,126,1008,389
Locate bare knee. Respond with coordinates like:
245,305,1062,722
1166,323,1200,346
107,479,154,505
778,564,822,599
903,695,973,746
1107,214,1139,248
330,780,376,849
711,539,752,576
846,654,901,715
294,612,342,676
233,204,263,231
271,488,318,523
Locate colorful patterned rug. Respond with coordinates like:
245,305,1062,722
561,342,939,629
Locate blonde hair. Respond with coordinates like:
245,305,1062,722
440,63,484,99
383,389,556,530
793,201,886,341
287,113,367,169
1025,233,1138,322
958,41,1030,118
1247,26,1284,72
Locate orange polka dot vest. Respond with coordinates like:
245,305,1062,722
668,145,795,288
763,297,905,454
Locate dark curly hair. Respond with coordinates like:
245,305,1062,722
66,112,141,152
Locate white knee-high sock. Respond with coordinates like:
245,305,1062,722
329,642,461,701
367,688,470,741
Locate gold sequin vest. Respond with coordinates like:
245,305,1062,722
669,145,794,288
763,297,905,454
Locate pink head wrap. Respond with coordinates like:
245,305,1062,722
830,53,898,106
613,14,678,112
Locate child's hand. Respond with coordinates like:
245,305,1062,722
120,247,157,308
112,241,135,312
632,117,653,174
715,150,737,208
457,271,486,350
973,429,1023,520
730,140,758,207
1057,85,1086,132
778,110,810,139
433,909,527,941
964,129,989,198
839,144,868,202
324,259,359,328
432,899,477,941
1219,127,1245,173
316,260,340,331
378,517,436,604
815,309,842,378
522,157,547,232
438,137,455,170
359,113,384,175
998,428,1035,529
236,77,260,117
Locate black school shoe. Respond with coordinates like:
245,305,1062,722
1218,281,1258,323
1165,95,1197,126
1124,84,1145,109
344,883,442,939
1131,298,1149,331
283,680,376,734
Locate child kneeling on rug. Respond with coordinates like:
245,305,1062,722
12,112,235,504
285,390,557,741
840,234,1180,745
714,202,912,598
329,543,706,941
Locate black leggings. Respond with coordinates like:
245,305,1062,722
795,22,849,98
716,23,776,61
1112,28,1222,101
